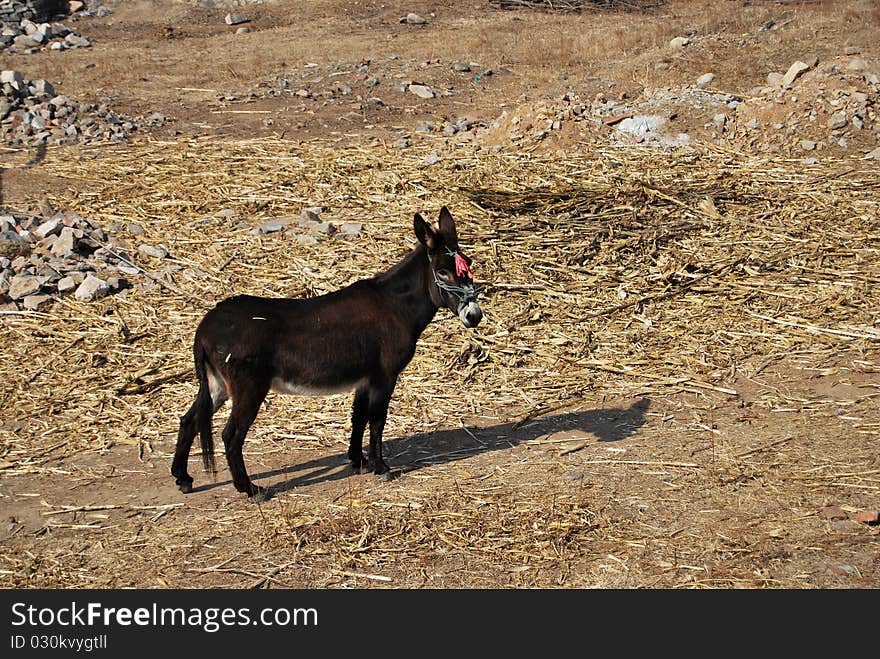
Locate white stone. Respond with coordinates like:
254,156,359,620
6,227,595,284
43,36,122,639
696,73,715,88
74,274,110,301
224,13,249,26
408,84,435,99
138,244,169,259
782,60,812,88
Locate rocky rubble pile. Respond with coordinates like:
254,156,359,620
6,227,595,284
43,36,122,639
0,206,142,312
1,70,166,146
726,56,880,158
0,0,68,24
0,16,91,53
467,54,879,157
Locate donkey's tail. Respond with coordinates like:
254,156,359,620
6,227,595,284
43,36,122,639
193,340,217,476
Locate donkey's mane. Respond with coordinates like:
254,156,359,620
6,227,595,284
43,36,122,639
376,243,426,282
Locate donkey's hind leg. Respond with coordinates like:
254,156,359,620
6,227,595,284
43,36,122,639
347,387,370,470
171,397,200,493
171,368,227,494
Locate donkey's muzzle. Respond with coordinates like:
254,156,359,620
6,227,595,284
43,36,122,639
459,301,483,328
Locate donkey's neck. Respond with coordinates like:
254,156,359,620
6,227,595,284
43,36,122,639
375,244,438,337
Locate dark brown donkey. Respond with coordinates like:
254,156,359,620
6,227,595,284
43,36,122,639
172,206,484,499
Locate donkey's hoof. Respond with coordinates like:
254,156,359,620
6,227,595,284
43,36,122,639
371,460,390,476
348,451,369,470
247,485,271,503
177,480,193,494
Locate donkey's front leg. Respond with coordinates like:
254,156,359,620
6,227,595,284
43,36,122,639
347,387,369,470
366,378,397,477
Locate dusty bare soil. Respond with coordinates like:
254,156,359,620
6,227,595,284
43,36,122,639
1,0,879,589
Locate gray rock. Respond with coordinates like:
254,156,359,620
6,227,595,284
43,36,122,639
669,36,690,50
63,33,90,48
767,72,784,87
74,274,109,301
0,230,32,258
408,84,434,99
51,227,76,258
391,138,411,149
252,217,292,234
295,234,318,246
425,153,441,165
12,34,39,48
402,13,427,25
452,62,471,72
127,223,145,235
57,276,77,295
865,147,880,161
801,139,817,151
696,73,715,88
802,157,819,165
846,59,869,72
22,294,52,311
51,23,71,37
0,70,24,86
782,60,812,88
828,111,847,130
236,26,251,34
36,263,61,283
844,46,861,55
8,274,43,299
138,244,169,259
340,222,363,237
224,13,250,26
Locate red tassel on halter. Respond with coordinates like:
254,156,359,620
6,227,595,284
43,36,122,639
454,252,472,278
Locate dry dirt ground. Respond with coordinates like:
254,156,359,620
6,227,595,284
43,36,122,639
1,0,879,589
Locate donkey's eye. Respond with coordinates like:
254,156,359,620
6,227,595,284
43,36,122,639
437,269,451,278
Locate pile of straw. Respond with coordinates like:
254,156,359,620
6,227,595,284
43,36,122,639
4,135,879,472
1,136,878,587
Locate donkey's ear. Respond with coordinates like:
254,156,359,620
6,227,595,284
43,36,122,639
414,212,438,250
438,206,458,246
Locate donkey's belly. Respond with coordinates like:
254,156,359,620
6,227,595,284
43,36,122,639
270,377,367,396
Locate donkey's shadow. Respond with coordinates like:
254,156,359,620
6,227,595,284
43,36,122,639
191,398,650,496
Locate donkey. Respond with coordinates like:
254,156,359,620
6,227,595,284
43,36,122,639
171,206,483,499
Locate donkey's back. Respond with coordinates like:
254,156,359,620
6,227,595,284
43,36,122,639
196,285,403,394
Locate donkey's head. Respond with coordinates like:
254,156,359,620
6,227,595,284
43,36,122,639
414,206,484,328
